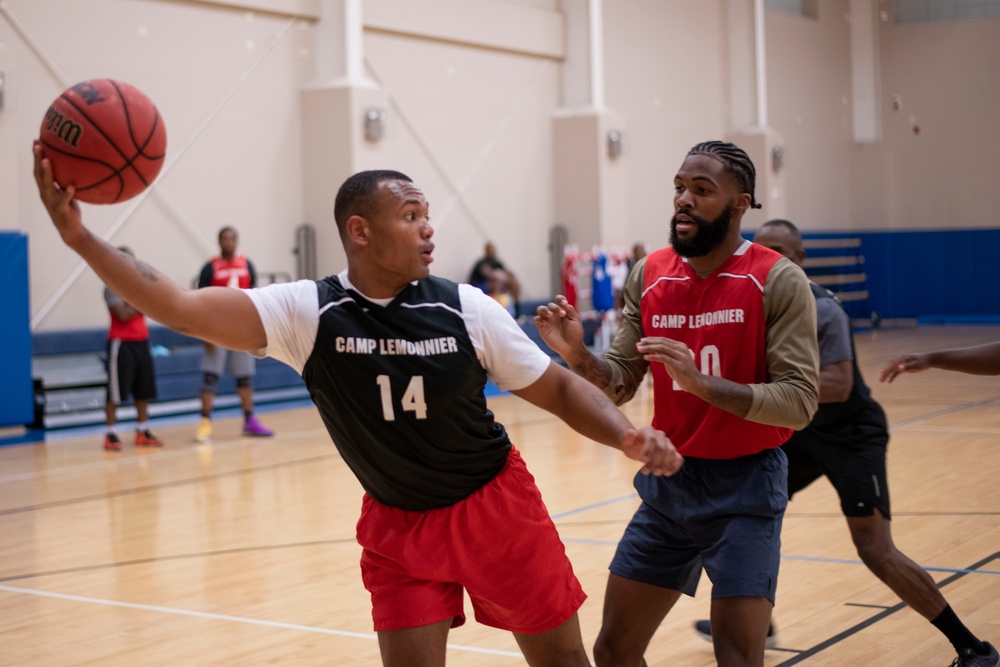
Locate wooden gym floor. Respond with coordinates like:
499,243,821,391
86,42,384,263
2,324,999,666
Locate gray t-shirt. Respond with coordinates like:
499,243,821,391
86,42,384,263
816,294,853,368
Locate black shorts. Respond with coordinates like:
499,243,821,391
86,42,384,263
784,404,890,518
106,339,157,404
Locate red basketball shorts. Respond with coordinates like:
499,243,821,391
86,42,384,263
357,447,586,634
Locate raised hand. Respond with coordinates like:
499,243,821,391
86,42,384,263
880,354,930,383
534,295,587,362
33,140,86,247
636,336,702,394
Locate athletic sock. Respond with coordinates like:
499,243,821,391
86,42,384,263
244,411,253,420
932,605,986,654
137,421,150,432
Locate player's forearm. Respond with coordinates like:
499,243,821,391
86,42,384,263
818,360,853,403
927,343,1000,375
569,347,651,409
566,348,615,391
515,364,631,450
687,375,753,419
550,376,634,451
72,230,187,330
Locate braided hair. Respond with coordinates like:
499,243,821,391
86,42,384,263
687,141,762,209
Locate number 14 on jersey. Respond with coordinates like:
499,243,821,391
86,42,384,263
376,375,428,420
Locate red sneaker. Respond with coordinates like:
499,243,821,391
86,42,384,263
135,430,164,447
103,433,122,451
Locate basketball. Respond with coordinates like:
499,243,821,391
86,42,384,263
39,79,167,205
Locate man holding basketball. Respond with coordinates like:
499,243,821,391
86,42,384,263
33,143,683,667
535,141,820,666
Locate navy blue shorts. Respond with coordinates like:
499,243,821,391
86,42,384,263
610,447,788,602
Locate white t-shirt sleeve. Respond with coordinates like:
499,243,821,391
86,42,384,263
243,280,320,374
458,284,550,391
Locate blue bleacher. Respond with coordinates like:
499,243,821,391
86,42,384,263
800,235,875,327
32,326,306,429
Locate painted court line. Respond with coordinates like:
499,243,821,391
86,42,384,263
773,551,1000,665
780,553,1000,576
0,584,523,658
0,426,332,484
550,493,638,520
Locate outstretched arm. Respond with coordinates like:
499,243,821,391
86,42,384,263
34,141,265,351
880,341,1000,382
511,362,683,476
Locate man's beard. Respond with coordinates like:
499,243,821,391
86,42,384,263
669,202,735,258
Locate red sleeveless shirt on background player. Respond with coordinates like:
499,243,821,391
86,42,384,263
207,255,252,289
641,243,792,459
107,296,149,341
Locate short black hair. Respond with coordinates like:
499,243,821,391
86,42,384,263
218,226,237,243
687,141,762,209
334,170,413,233
760,218,802,243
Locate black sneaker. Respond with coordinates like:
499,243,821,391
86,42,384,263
694,619,778,649
951,642,1000,667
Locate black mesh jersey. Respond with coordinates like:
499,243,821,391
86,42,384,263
303,275,512,510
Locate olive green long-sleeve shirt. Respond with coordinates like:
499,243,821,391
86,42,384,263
603,252,819,429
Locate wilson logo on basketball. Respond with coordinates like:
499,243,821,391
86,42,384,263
43,107,83,148
71,81,107,106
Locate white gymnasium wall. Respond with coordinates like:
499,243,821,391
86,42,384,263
761,1,1000,233
358,0,563,298
601,0,730,251
764,1,855,230
1,0,316,331
862,7,1000,230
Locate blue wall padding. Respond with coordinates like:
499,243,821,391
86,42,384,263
804,229,1000,322
0,232,35,426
